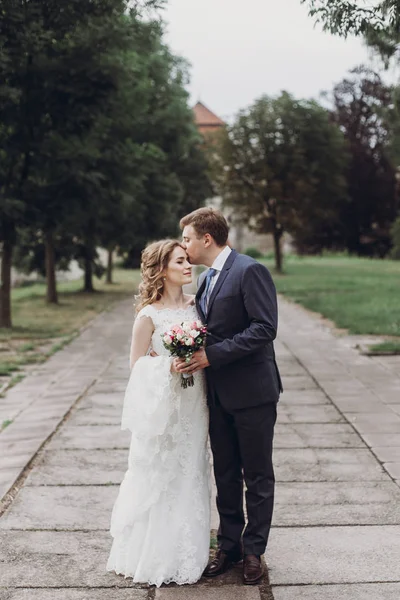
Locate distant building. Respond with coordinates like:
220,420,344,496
193,101,225,137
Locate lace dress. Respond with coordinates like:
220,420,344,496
107,304,211,587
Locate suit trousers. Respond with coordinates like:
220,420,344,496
209,395,277,557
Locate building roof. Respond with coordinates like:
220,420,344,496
193,102,225,128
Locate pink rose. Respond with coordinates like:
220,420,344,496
163,335,173,344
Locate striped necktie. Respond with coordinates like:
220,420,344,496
200,268,217,315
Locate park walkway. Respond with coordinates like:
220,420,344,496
1,295,400,600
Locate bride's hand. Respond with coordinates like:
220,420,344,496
170,358,182,373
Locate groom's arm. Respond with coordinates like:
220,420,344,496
205,262,278,369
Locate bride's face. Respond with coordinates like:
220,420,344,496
164,246,192,286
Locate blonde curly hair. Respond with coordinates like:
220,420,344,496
135,239,185,313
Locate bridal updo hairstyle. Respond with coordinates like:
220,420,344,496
136,239,184,313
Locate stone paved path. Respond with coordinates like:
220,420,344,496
1,294,400,600
269,297,400,600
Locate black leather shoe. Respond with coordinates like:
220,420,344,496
243,554,264,585
203,549,243,578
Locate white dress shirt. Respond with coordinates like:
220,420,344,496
207,246,232,298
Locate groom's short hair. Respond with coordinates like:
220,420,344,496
180,208,229,247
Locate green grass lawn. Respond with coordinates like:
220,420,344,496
262,255,400,338
0,268,140,390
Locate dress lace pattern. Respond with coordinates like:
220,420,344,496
107,304,211,587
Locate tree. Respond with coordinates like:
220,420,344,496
0,2,36,326
331,67,398,256
302,0,400,37
213,92,348,272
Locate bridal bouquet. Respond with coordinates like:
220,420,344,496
162,320,207,389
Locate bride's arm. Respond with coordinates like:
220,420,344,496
129,315,154,370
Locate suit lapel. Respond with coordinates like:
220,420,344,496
206,249,237,317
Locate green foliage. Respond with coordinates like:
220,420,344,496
390,216,400,259
0,362,20,376
244,247,264,259
302,1,400,37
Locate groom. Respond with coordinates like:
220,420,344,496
178,207,283,586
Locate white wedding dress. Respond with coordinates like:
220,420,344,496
107,304,211,587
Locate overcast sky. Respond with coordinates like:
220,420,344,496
163,0,394,121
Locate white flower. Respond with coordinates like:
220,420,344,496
190,330,199,338
176,333,183,340
196,320,202,328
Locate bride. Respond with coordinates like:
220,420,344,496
107,239,211,587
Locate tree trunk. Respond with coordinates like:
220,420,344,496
273,226,283,274
0,239,13,328
45,230,58,304
106,247,113,284
83,252,94,293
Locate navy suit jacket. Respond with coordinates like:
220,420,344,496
196,249,283,410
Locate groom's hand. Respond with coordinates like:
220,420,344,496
177,349,210,374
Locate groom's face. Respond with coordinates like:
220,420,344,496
182,225,204,265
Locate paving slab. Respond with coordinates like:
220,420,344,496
274,423,364,449
272,583,400,600
46,425,130,450
363,433,400,448
348,412,400,434
332,397,391,413
318,381,370,397
0,486,116,530
273,482,400,526
274,448,388,482
0,531,134,588
378,392,400,404
0,590,147,600
277,405,344,424
281,375,319,389
25,450,126,486
267,526,400,585
67,406,122,426
79,393,124,408
278,391,330,405
156,587,261,600
372,447,400,462
383,462,400,480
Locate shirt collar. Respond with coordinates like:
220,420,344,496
211,246,232,273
